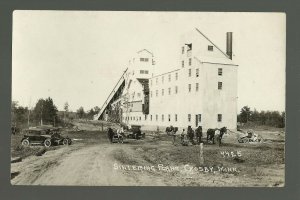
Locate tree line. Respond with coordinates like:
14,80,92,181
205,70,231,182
76,106,100,120
11,97,101,128
11,98,285,129
237,106,285,128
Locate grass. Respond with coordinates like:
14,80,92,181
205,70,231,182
11,134,46,159
116,133,284,179
112,149,141,165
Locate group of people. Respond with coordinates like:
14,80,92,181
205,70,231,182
170,125,203,146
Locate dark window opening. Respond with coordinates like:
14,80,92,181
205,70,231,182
218,82,223,90
218,68,223,76
218,114,222,122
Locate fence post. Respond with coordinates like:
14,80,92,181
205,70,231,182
199,143,204,165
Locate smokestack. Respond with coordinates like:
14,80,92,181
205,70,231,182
226,32,233,60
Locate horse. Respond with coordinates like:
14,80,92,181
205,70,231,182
215,127,227,146
206,128,217,144
207,127,227,145
166,126,178,136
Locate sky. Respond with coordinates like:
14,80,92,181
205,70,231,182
12,11,286,112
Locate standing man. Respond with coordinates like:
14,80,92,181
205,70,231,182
107,128,114,143
172,128,177,145
196,126,203,144
181,129,189,146
187,126,195,145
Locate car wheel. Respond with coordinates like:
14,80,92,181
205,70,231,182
22,139,30,147
68,139,72,145
242,138,249,143
63,139,69,145
44,139,52,147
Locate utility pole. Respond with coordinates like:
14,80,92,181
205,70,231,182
27,109,30,127
40,103,43,126
27,97,32,128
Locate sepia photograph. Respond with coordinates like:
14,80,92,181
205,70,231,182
10,11,285,186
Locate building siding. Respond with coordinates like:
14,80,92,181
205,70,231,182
105,30,238,131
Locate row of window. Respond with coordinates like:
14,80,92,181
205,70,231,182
187,82,222,92
140,57,149,62
150,68,223,86
188,68,222,77
150,86,179,97
150,72,179,86
150,81,222,97
131,93,141,99
124,114,223,123
189,82,223,91
182,44,214,55
140,70,149,74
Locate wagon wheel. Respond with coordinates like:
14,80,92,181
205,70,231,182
44,139,52,147
21,139,30,147
63,138,69,145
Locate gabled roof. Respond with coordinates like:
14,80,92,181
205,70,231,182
194,56,238,66
137,49,154,56
195,28,231,60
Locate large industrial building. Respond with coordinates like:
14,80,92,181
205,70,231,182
94,28,238,131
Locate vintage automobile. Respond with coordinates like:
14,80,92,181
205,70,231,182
21,127,72,147
112,133,124,143
125,125,145,139
238,131,262,143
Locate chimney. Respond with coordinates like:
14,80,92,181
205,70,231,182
226,32,233,60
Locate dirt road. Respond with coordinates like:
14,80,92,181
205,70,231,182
11,143,167,186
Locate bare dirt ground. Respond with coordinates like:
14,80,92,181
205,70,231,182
11,120,285,186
